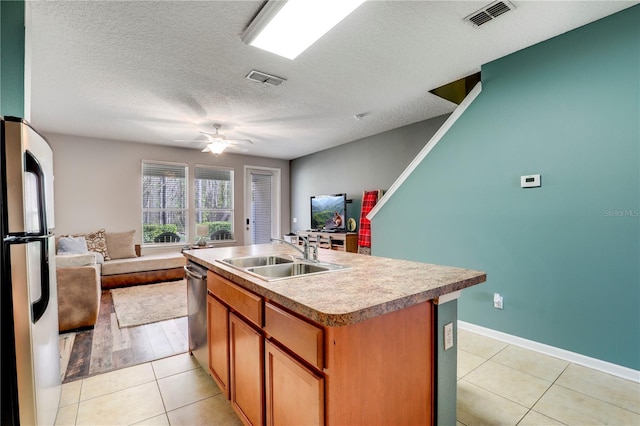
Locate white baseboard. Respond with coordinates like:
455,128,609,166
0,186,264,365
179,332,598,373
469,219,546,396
458,321,640,383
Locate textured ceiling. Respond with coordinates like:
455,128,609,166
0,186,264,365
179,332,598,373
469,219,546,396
27,1,638,160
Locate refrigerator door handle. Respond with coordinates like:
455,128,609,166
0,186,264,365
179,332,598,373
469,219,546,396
24,151,48,234
31,237,50,323
5,235,52,323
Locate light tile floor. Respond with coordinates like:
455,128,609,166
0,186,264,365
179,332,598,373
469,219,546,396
55,330,640,425
457,329,640,426
55,352,242,426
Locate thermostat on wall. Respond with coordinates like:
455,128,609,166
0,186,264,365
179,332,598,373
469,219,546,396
521,174,541,188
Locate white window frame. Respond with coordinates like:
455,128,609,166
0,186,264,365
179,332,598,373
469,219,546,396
194,164,235,243
141,160,189,246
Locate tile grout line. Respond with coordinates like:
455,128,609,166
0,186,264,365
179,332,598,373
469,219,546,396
550,367,640,417
515,362,572,426
72,379,85,426
147,359,171,423
457,348,492,380
457,333,640,426
461,342,559,425
458,377,531,410
153,375,171,425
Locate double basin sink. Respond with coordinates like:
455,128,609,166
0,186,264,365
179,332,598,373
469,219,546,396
217,254,349,281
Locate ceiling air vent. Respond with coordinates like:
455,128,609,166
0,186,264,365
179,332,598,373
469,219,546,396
245,69,286,87
465,1,515,27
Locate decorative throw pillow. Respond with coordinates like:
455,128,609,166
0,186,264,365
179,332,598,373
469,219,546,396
57,236,88,255
72,229,110,261
105,230,137,260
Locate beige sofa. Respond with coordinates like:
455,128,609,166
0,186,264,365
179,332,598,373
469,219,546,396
100,245,186,290
56,253,101,332
55,229,186,332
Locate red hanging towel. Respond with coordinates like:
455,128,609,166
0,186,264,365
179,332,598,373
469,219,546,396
358,190,379,248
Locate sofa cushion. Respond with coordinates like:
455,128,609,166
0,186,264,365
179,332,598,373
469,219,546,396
105,230,137,260
67,229,110,261
57,236,88,255
101,252,186,276
56,253,97,268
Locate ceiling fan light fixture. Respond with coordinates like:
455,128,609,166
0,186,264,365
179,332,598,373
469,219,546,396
242,0,366,60
206,141,228,155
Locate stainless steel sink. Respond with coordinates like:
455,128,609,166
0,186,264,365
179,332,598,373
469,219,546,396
247,262,329,278
220,255,294,269
217,255,349,281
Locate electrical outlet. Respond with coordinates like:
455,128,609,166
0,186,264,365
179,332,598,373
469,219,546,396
444,322,453,350
493,293,503,309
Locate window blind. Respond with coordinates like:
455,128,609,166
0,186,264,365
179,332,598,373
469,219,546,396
142,162,187,209
251,172,272,244
142,161,187,243
195,166,234,240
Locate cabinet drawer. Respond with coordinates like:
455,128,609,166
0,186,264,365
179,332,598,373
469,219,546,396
264,302,323,370
208,272,263,328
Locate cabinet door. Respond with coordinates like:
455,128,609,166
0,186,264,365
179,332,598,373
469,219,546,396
265,340,324,426
207,295,229,399
230,313,264,426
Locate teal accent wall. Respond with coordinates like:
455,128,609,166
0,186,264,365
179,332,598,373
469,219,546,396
373,6,640,370
435,300,457,426
0,1,25,117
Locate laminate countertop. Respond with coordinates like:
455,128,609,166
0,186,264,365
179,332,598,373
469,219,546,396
183,244,486,327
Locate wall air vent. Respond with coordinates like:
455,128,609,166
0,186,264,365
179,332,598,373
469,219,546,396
465,1,515,27
245,69,286,87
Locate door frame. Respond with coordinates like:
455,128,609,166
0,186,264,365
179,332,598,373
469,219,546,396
243,166,281,245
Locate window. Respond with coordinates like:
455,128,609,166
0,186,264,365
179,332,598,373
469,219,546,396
195,166,234,241
142,161,187,244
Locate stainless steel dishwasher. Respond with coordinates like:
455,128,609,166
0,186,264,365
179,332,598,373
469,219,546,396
184,261,208,371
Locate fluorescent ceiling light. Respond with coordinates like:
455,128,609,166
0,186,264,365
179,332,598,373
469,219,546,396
243,0,366,60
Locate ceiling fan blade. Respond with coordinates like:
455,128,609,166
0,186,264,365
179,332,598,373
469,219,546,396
201,146,212,152
226,139,253,145
200,132,225,141
226,145,249,152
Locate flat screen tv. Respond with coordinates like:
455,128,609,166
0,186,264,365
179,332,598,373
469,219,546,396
310,193,347,232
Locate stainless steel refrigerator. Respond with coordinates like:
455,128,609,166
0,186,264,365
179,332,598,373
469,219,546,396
1,117,61,425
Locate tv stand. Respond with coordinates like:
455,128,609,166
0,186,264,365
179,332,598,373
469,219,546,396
296,231,357,253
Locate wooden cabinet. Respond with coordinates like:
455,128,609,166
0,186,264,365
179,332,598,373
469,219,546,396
207,271,435,425
207,271,265,425
230,313,264,426
324,301,434,425
296,231,357,253
208,272,263,328
207,295,229,398
265,340,324,426
264,302,323,370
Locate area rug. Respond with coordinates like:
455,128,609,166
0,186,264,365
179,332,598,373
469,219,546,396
111,280,187,328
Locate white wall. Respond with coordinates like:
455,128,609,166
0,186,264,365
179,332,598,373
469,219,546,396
47,133,290,253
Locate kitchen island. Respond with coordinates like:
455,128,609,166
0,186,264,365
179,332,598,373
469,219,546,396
184,244,486,425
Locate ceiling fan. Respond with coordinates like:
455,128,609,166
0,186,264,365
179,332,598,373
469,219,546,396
200,124,253,155
177,124,253,155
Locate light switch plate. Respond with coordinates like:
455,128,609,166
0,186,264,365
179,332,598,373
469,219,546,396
444,322,454,350
521,174,541,188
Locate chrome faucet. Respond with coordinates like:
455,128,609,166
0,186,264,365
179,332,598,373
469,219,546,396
271,236,318,261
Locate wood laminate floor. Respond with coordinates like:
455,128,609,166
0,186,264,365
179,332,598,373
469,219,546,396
60,289,188,384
